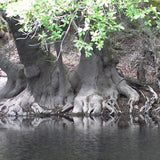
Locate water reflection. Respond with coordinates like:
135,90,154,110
0,115,160,160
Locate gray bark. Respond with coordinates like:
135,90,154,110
0,46,26,99
71,40,139,115
0,16,140,116
0,16,74,116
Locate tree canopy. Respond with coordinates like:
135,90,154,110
1,0,160,57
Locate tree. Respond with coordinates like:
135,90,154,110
0,0,160,116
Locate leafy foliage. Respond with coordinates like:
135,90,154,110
0,0,160,57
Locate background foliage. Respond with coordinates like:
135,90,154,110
0,0,160,57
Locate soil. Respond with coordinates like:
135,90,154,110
115,31,155,82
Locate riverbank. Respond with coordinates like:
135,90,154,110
0,29,160,116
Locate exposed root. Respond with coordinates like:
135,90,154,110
0,89,32,116
0,89,54,116
72,86,121,115
0,87,74,116
140,86,158,113
117,80,139,113
73,88,103,115
61,103,73,113
102,84,121,114
102,97,120,115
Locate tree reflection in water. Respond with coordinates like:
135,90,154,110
0,113,159,130
0,114,160,160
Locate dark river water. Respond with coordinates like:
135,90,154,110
0,115,160,160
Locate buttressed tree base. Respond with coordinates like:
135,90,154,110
0,0,159,116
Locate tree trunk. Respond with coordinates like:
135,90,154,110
70,40,139,115
0,16,73,116
0,45,26,99
0,16,140,116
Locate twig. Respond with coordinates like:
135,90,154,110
0,75,7,77
72,19,78,33
31,22,39,39
56,17,75,61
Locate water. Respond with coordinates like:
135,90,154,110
0,116,160,160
